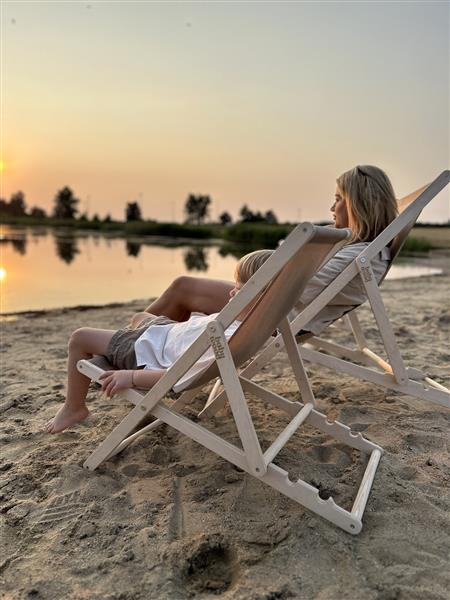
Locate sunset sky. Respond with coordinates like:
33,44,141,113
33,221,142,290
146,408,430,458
1,1,449,223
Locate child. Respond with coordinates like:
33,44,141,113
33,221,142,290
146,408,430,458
46,249,273,434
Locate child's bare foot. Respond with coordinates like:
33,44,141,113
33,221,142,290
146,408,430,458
45,405,90,434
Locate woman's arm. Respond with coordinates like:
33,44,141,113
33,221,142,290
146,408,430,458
144,276,234,321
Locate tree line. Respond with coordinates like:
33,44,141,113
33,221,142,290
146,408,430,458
0,187,279,225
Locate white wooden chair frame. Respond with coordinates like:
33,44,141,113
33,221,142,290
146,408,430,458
205,171,450,418
78,224,383,535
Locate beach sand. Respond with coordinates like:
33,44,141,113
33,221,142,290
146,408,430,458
1,274,449,600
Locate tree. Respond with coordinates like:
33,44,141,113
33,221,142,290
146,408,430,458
103,213,112,223
126,201,142,221
9,191,27,217
264,210,278,224
53,187,79,219
219,211,232,226
184,194,211,225
29,206,47,218
239,204,253,222
239,204,264,223
239,204,278,224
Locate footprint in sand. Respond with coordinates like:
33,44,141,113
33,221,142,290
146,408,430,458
404,432,444,453
308,445,353,468
28,490,85,527
180,534,235,596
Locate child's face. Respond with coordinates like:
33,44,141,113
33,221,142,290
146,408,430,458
230,275,259,320
229,277,243,301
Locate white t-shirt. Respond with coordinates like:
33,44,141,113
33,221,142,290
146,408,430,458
134,312,241,392
293,242,390,335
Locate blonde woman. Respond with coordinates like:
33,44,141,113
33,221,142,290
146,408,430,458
144,165,398,334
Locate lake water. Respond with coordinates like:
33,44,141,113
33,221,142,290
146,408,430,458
0,225,445,314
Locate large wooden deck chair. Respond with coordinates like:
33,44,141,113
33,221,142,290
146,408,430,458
203,171,450,419
78,223,383,534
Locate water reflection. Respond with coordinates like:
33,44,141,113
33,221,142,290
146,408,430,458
0,233,28,255
184,247,209,271
126,240,142,258
55,236,80,264
218,243,260,260
0,225,447,314
0,228,216,268
11,237,27,255
124,240,211,270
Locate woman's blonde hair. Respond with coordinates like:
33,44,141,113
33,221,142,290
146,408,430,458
235,249,274,284
336,165,398,242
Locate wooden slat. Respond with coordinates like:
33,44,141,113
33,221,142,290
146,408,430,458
206,321,266,477
351,449,382,520
263,403,313,466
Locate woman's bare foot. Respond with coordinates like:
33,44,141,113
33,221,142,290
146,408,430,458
45,404,90,434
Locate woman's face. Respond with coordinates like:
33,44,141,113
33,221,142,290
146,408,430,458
331,186,349,229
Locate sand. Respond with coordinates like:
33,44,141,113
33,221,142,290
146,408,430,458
1,273,449,600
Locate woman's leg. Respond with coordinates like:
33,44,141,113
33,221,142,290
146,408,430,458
46,328,116,434
128,311,156,329
145,276,234,321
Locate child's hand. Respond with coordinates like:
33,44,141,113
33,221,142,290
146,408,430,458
98,370,133,398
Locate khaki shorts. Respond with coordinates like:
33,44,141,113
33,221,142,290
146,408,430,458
105,314,175,370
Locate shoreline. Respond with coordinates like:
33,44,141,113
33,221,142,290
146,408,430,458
2,262,450,318
0,299,151,319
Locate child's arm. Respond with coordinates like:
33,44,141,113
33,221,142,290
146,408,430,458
99,368,166,398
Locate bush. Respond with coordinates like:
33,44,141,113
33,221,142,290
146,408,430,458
223,223,294,247
400,236,433,254
124,221,215,239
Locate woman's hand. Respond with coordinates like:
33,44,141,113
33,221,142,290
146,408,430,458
98,370,133,398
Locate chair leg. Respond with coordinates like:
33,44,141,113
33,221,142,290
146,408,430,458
206,321,267,477
279,318,316,406
357,260,408,385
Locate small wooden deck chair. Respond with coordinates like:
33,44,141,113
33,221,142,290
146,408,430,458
78,224,383,534
204,171,450,418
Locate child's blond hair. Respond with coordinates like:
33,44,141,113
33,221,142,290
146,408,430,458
235,249,274,284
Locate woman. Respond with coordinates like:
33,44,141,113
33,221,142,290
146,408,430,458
142,165,398,335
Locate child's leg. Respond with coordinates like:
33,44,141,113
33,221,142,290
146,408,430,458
46,328,116,434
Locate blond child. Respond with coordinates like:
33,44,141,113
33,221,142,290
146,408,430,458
46,249,273,434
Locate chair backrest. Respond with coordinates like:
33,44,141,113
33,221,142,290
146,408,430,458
366,171,449,284
188,225,350,389
389,183,430,262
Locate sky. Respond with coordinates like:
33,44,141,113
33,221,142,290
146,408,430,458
1,0,449,223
